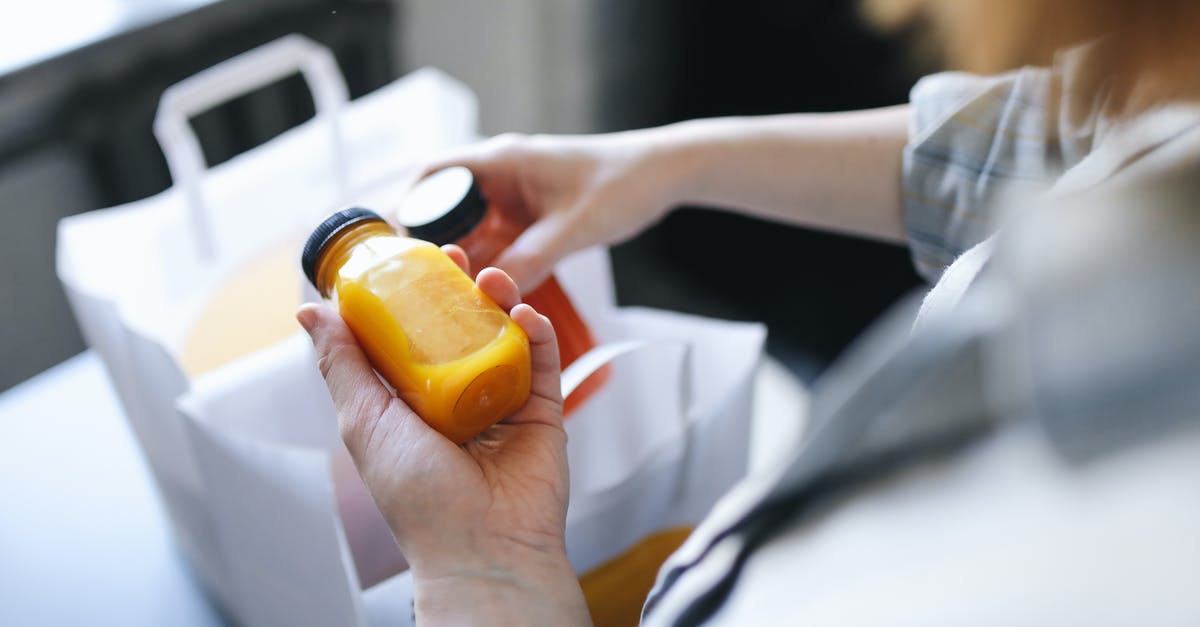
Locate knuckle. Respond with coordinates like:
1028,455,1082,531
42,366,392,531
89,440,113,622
338,395,381,452
342,393,409,450
315,342,350,381
492,131,529,146
338,414,370,457
489,132,528,153
316,349,337,381
520,249,548,271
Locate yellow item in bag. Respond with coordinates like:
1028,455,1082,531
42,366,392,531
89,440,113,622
180,239,303,377
580,527,693,627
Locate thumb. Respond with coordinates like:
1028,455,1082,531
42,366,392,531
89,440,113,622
297,304,396,453
493,211,580,294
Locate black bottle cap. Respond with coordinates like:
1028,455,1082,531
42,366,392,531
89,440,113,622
395,166,487,245
301,207,386,292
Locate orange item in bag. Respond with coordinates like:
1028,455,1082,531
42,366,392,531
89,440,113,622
579,527,694,627
180,238,303,377
302,207,531,443
397,166,609,415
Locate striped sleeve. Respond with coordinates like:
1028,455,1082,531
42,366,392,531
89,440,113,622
902,67,1064,281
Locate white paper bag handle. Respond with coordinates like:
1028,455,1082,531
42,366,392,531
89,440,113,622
563,340,697,499
153,35,350,259
560,340,686,403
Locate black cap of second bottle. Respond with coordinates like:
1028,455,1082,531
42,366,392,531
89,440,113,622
395,166,487,246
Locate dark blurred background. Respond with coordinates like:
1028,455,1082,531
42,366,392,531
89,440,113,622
0,0,926,391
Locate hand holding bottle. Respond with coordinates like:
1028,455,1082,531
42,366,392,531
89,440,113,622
297,247,589,626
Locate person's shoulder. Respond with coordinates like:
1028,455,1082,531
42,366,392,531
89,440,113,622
907,66,1052,142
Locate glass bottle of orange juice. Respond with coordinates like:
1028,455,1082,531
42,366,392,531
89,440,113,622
396,166,609,415
301,207,531,443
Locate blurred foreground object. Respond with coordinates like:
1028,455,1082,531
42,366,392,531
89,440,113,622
643,165,1200,625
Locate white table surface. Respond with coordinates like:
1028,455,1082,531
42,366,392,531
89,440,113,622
0,352,228,627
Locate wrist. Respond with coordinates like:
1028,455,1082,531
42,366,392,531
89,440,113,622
412,544,588,626
640,118,726,211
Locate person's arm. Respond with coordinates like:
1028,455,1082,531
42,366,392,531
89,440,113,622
420,105,910,293
660,105,910,243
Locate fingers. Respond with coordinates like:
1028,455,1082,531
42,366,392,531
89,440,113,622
510,303,564,410
417,147,488,180
475,267,522,311
441,244,469,275
493,211,579,294
297,304,399,452
417,133,526,181
474,267,562,421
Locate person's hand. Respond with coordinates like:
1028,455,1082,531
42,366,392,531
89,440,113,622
296,246,589,626
420,130,687,293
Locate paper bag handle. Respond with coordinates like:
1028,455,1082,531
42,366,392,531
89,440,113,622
563,339,697,499
560,340,686,403
153,35,350,259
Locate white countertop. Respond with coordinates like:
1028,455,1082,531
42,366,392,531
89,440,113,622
0,351,227,627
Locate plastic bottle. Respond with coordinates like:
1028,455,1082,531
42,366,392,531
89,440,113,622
396,166,609,415
301,207,531,443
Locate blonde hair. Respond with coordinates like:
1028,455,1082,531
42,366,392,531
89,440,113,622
865,0,1200,115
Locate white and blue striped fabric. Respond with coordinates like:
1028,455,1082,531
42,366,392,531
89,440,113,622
901,47,1111,281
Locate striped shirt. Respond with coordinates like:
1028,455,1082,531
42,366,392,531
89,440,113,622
902,45,1112,282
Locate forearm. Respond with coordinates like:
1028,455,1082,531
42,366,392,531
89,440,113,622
651,105,911,243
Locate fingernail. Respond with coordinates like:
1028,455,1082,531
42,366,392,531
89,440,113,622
296,307,317,334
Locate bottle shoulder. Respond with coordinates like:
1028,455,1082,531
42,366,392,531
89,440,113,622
338,236,438,285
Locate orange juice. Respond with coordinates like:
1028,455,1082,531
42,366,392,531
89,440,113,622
303,208,531,443
397,166,610,415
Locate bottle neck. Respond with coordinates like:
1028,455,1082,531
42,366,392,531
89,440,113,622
314,220,395,297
